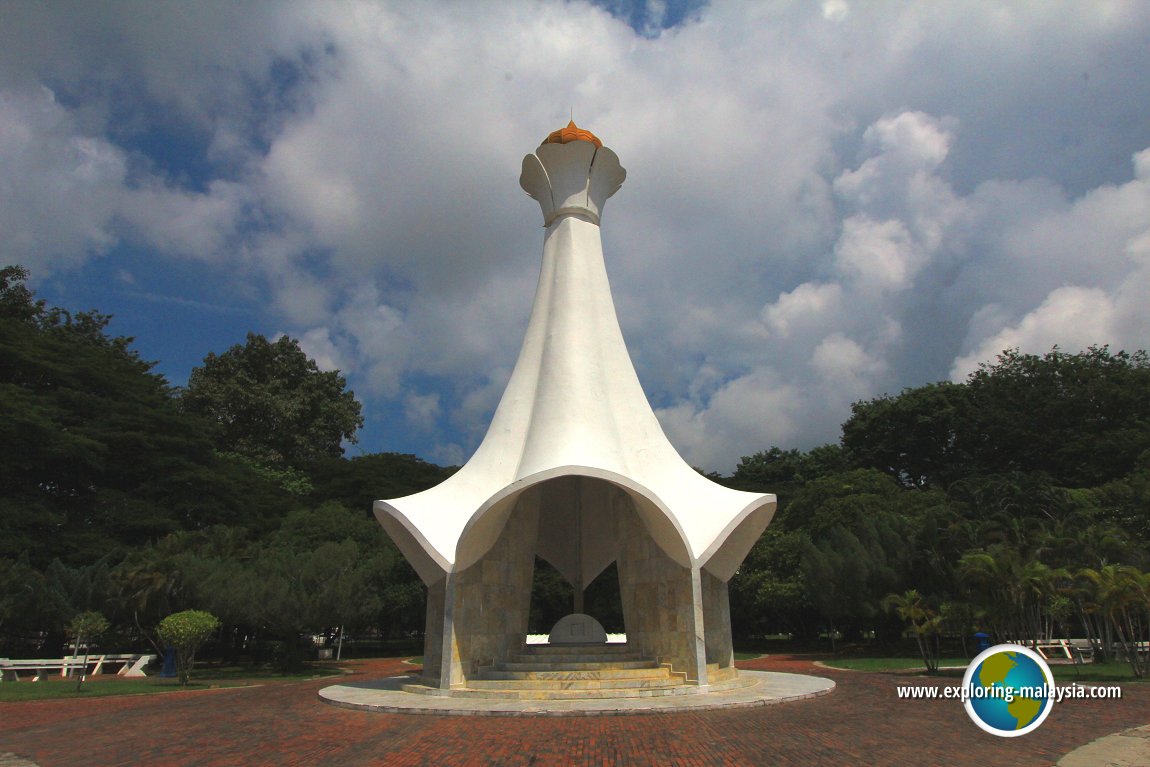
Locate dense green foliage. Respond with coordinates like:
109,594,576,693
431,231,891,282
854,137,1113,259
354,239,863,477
732,346,1150,675
1,266,229,564
842,347,1150,489
2,264,1147,675
182,332,364,470
157,609,220,685
0,266,447,664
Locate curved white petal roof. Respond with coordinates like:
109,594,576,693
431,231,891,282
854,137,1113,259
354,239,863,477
375,130,776,586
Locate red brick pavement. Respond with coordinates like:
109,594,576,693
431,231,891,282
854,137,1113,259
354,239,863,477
1,654,1145,766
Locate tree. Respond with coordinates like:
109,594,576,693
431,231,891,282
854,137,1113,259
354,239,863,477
842,381,970,489
0,556,43,654
181,333,364,469
774,468,919,537
843,346,1150,490
309,453,456,512
957,547,1067,646
965,347,1150,487
1079,565,1150,678
729,527,816,640
157,609,220,686
800,511,916,647
882,590,941,672
733,444,850,493
66,611,109,690
0,265,266,565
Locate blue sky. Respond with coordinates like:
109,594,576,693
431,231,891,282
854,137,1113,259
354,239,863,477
4,1,1150,472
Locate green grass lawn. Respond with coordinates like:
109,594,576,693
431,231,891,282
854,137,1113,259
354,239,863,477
0,663,343,702
822,657,1142,682
823,657,969,672
0,677,245,701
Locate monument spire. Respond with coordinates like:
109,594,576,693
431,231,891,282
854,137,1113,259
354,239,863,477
374,124,777,691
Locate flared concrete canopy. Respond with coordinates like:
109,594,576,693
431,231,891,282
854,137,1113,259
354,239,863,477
374,128,775,587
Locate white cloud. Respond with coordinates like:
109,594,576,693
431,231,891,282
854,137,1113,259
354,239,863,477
120,180,253,260
951,146,1150,379
950,287,1117,379
4,1,1150,472
403,392,441,432
0,88,126,271
763,282,843,339
656,368,807,471
821,1,850,23
294,327,348,373
811,332,887,400
833,216,922,292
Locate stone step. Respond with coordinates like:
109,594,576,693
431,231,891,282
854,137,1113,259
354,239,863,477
404,683,703,700
476,666,674,681
509,646,643,661
399,672,755,701
707,664,739,683
494,659,660,672
466,674,684,691
504,653,647,665
395,643,756,702
517,643,633,656
398,663,755,701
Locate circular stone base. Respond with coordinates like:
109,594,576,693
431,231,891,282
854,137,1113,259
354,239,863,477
318,671,834,717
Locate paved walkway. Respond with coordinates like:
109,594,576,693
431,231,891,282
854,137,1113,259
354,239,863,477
0,654,1146,766
1057,724,1150,767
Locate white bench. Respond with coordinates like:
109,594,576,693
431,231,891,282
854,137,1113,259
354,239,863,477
0,654,156,682
1034,639,1091,664
1111,641,1149,662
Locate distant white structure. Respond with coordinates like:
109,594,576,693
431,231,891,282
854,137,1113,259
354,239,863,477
375,122,777,691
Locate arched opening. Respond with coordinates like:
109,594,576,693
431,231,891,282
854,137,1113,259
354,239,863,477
526,556,573,634
583,561,624,633
437,471,708,684
526,558,622,636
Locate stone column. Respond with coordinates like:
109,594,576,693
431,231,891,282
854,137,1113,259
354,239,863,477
420,577,447,686
437,573,462,689
447,496,539,684
615,492,707,684
702,569,735,672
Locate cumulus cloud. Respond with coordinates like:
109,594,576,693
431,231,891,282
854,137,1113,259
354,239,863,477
293,327,348,373
403,392,442,432
950,146,1150,378
4,1,1150,471
821,1,850,23
656,368,807,471
763,282,843,339
0,88,126,270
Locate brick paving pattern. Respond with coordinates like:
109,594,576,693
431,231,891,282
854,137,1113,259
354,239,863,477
1,654,1146,766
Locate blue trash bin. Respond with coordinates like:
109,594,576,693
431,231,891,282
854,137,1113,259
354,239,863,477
973,632,991,652
160,646,177,678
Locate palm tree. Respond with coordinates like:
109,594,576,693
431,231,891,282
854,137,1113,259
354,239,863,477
1079,565,1149,677
882,589,942,672
959,548,1023,642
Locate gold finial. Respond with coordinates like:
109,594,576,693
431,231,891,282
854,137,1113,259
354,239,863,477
542,120,602,148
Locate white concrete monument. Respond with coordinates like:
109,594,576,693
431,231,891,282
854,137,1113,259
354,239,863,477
375,122,777,695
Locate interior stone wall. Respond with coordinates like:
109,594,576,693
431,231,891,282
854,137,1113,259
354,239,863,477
701,569,734,669
614,491,705,683
446,495,540,684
